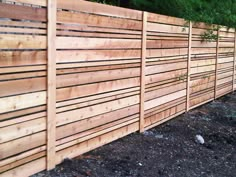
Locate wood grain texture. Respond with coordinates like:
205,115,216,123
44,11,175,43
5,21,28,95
186,21,192,111
0,0,235,176
215,30,220,99
47,0,57,170
139,12,147,133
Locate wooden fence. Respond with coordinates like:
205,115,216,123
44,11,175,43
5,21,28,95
0,0,235,176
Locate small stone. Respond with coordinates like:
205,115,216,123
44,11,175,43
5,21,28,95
195,135,205,144
155,134,164,139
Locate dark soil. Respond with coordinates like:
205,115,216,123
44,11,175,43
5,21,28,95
33,92,236,177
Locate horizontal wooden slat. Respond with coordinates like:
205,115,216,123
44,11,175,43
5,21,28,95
57,95,139,126
0,77,46,97
146,62,187,75
145,90,186,110
0,51,46,67
56,37,141,49
57,0,142,20
56,49,141,63
57,11,142,30
147,48,188,57
0,118,45,143
57,68,140,88
147,12,186,26
7,0,47,6
0,34,46,49
56,77,140,102
0,91,46,113
0,3,46,21
147,22,188,34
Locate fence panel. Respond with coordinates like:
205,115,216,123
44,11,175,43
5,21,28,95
189,24,217,109
0,1,47,176
55,0,142,165
144,13,189,130
216,28,235,98
0,0,235,176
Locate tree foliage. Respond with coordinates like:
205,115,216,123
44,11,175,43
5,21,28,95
91,0,236,29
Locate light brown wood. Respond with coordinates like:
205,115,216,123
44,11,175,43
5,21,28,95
56,77,140,102
139,12,147,133
1,158,46,177
0,77,46,97
56,50,141,63
0,20,46,28
145,90,186,110
0,1,235,176
214,29,220,99
233,31,236,91
56,123,139,165
0,92,46,114
7,0,47,6
56,118,139,151
0,118,45,143
147,12,185,26
56,37,141,50
57,68,140,88
57,95,140,126
57,0,142,20
147,22,188,34
0,34,46,49
47,0,56,170
57,10,142,30
0,3,46,21
56,105,139,140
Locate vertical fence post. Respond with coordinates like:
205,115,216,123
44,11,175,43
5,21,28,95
214,29,220,99
186,21,192,112
233,30,236,92
139,11,147,133
47,0,56,170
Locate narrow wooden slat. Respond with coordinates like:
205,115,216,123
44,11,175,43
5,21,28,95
145,90,186,110
47,0,56,170
57,0,142,20
57,68,140,88
0,146,46,168
233,31,236,91
0,20,46,28
0,77,46,97
57,95,140,126
57,11,142,31
0,92,46,114
56,37,141,50
56,50,141,63
56,105,139,140
0,26,46,34
1,158,46,177
0,132,46,159
56,123,139,165
56,77,140,102
0,118,45,143
147,12,185,26
139,12,147,133
146,62,187,75
145,110,185,131
147,22,188,34
0,34,46,49
0,51,46,67
214,30,220,99
8,0,47,6
0,3,46,21
145,82,186,101
0,152,45,173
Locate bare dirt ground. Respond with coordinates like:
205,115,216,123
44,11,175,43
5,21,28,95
33,92,236,177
